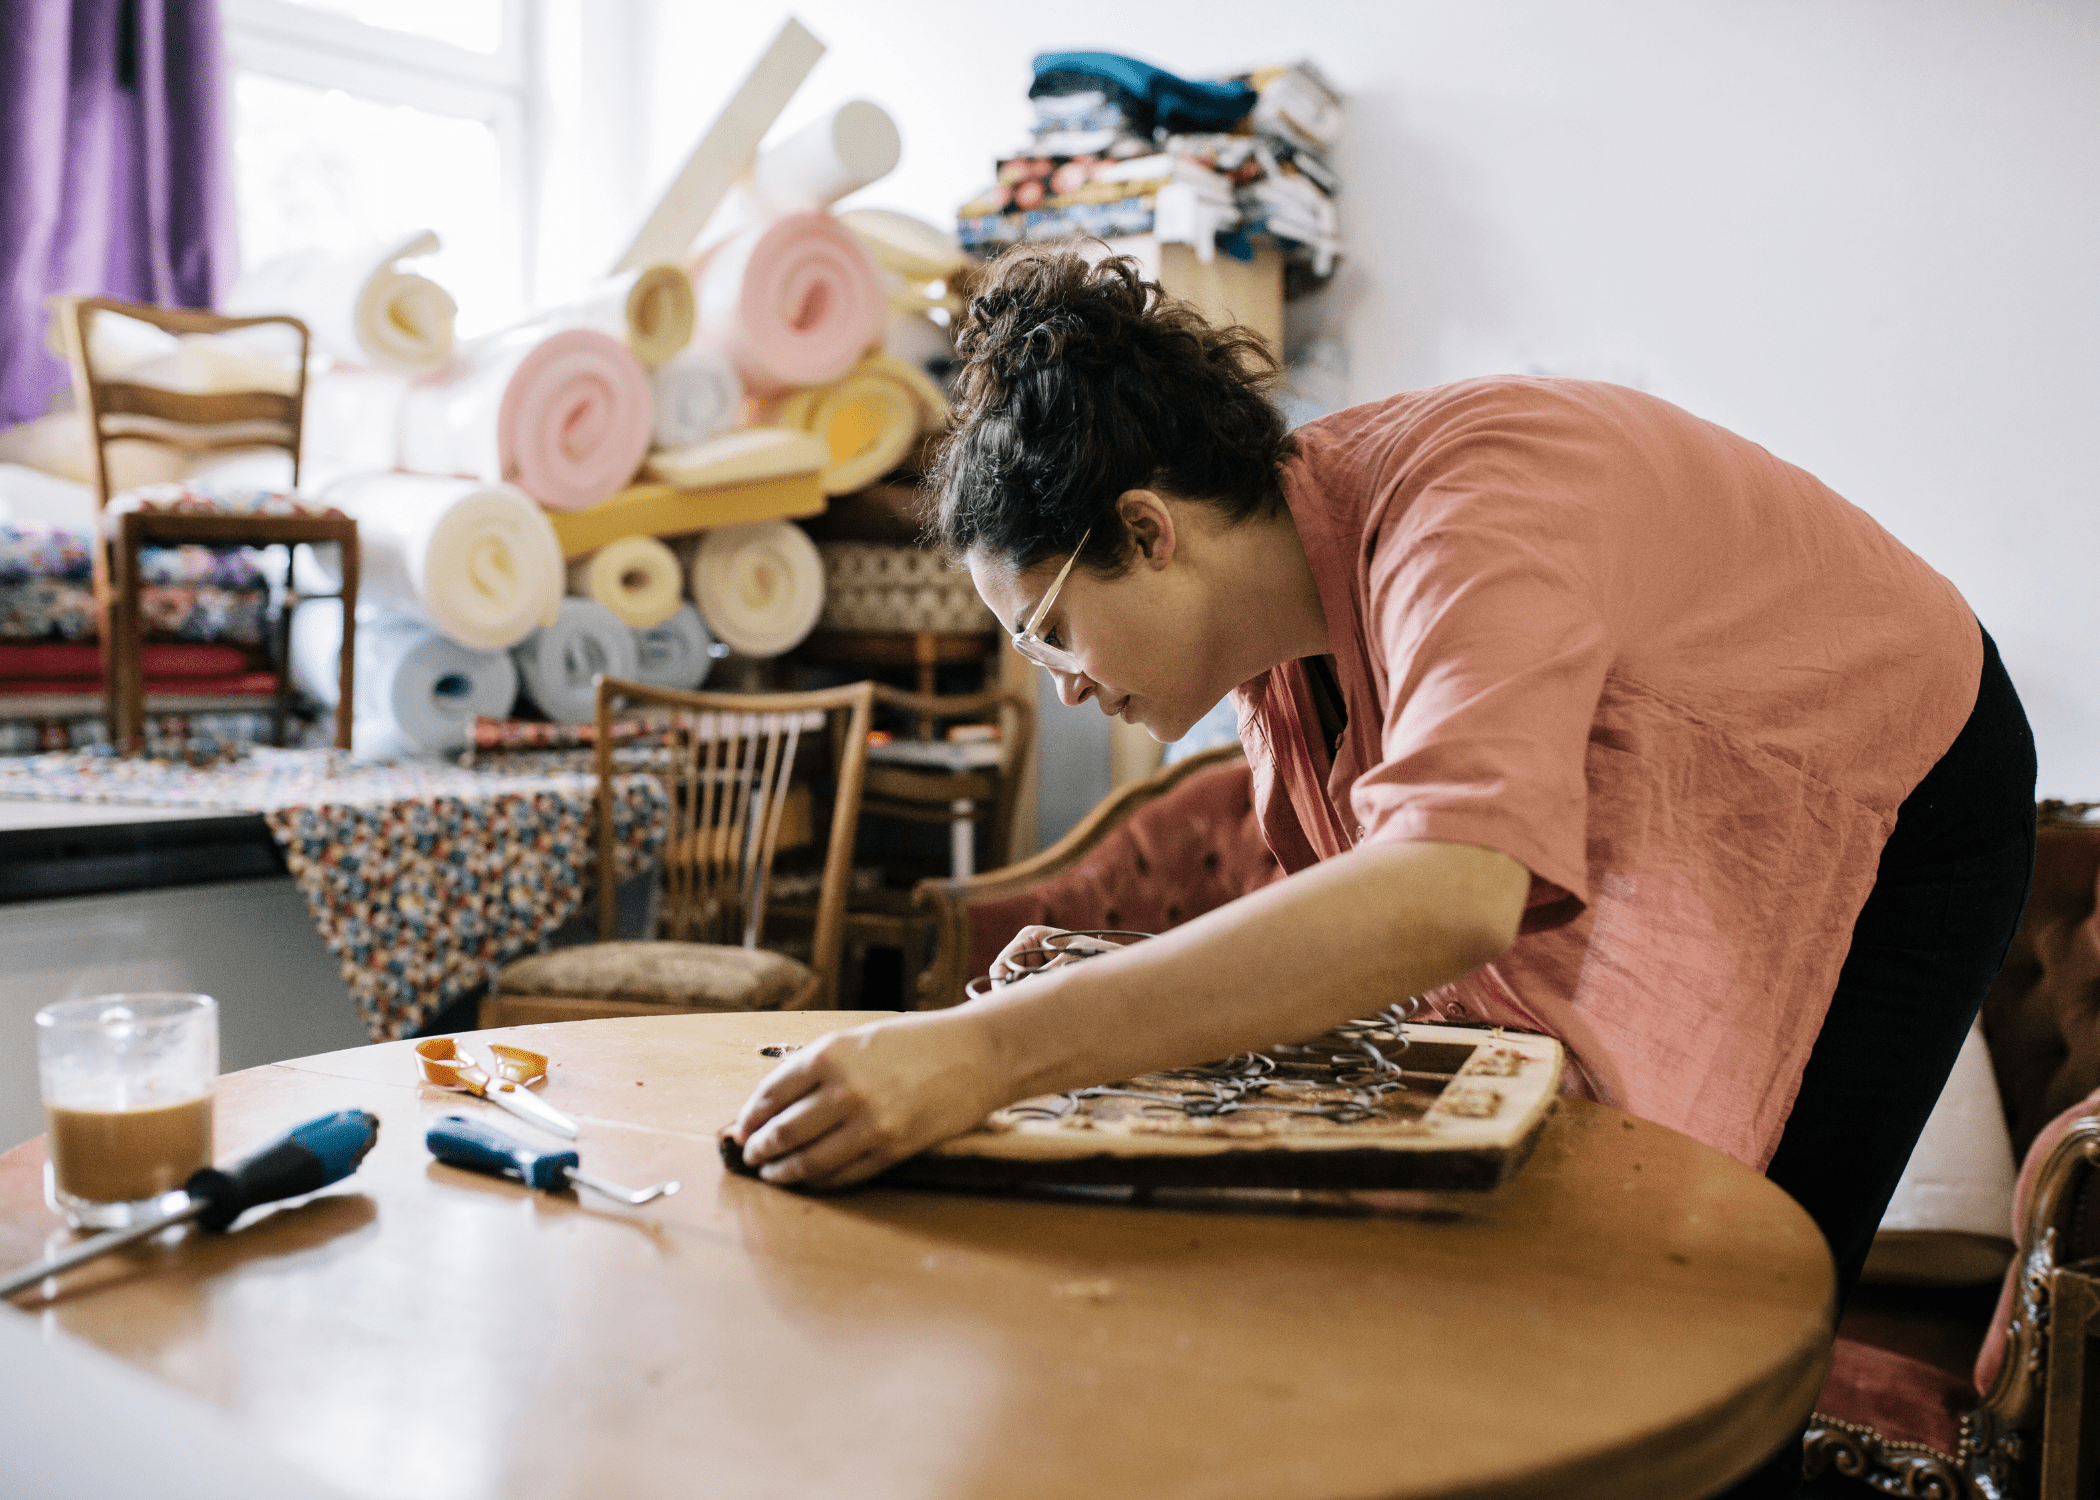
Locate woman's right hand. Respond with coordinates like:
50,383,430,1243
989,924,1079,985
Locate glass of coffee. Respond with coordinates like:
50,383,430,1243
37,993,217,1230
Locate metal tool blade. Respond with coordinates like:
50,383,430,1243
485,1082,580,1139
0,1196,207,1300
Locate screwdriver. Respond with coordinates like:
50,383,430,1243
426,1113,680,1205
1,1108,381,1300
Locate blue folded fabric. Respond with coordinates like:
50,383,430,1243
1030,52,1255,135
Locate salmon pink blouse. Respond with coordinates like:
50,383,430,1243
1232,378,1981,1169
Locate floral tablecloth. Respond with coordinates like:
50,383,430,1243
0,748,669,1040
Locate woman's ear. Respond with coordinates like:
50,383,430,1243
1117,489,1177,569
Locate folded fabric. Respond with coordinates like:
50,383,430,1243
758,355,950,496
632,603,715,691
0,581,269,644
511,597,640,723
689,213,884,393
651,345,744,450
290,604,518,756
0,520,91,583
566,535,684,629
398,327,653,512
224,229,457,373
0,642,251,680
507,266,696,368
689,521,823,658
1030,52,1256,135
0,672,278,698
311,472,564,651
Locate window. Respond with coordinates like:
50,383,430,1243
221,0,534,336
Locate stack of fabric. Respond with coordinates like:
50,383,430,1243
955,53,1343,284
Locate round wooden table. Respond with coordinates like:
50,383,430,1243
0,1012,1834,1500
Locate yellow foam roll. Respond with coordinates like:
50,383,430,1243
565,534,685,629
766,355,952,496
547,471,826,560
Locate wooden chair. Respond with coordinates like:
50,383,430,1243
55,295,357,754
812,683,1034,1007
480,676,875,1026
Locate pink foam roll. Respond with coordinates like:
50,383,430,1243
399,327,654,513
691,213,885,394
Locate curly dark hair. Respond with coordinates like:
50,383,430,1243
929,244,1294,577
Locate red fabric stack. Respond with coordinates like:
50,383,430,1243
0,642,277,698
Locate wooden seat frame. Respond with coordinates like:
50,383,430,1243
56,295,358,754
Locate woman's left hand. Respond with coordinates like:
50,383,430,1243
729,1010,1009,1191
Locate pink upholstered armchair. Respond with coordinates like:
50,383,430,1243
910,744,1279,1011
1807,803,2100,1497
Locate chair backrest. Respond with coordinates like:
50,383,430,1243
53,295,311,508
864,683,1037,868
595,675,875,1005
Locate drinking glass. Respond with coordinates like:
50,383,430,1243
36,993,217,1230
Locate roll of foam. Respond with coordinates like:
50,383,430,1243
633,603,715,691
511,265,696,367
838,208,969,283
313,472,564,650
511,596,642,722
689,520,823,658
764,354,950,495
690,213,884,393
398,327,652,511
566,534,684,629
290,603,518,756
750,101,902,213
651,345,744,450
225,230,457,374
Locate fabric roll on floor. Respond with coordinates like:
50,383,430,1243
506,265,696,367
312,472,564,651
512,596,642,722
398,327,653,512
651,345,744,450
290,602,518,756
688,520,824,658
566,534,684,629
689,212,884,394
749,101,901,213
224,230,457,374
632,602,715,691
759,354,950,495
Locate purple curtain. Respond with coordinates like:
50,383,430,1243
0,0,236,427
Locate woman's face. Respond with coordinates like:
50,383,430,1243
966,501,1228,742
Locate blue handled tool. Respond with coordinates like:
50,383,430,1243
426,1114,679,1205
1,1108,381,1300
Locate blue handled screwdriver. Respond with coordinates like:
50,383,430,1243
0,1108,381,1300
426,1113,679,1205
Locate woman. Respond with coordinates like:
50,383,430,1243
731,247,2034,1326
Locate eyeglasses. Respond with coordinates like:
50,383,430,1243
1010,526,1091,675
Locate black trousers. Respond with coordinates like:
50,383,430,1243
1720,625,2037,1499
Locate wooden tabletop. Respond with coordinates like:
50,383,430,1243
0,1013,1834,1500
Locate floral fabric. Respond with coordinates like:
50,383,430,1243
105,481,345,526
0,520,266,587
0,748,669,1039
0,579,269,643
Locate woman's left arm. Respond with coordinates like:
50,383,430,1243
731,837,1532,1189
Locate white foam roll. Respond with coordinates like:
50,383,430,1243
224,230,457,374
511,596,642,723
506,265,696,367
313,472,564,651
633,603,715,692
298,368,412,491
690,520,823,658
651,345,744,450
750,101,902,213
290,603,518,755
566,534,684,629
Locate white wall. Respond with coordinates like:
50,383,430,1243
637,0,2100,794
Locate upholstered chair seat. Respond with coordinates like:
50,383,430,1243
494,941,816,1016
